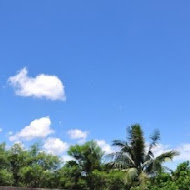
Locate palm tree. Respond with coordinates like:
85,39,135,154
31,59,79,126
108,124,179,190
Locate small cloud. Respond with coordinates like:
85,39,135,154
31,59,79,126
8,68,66,101
96,140,113,154
61,155,74,162
68,129,88,139
9,117,54,141
43,137,69,155
67,129,88,143
0,128,2,132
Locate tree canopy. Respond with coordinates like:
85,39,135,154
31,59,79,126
0,125,182,190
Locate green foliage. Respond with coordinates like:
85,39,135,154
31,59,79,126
91,170,127,190
67,141,104,190
8,143,28,186
140,162,190,190
0,143,13,185
0,142,61,188
172,161,190,190
0,169,13,186
68,140,104,174
0,129,185,190
58,161,88,189
18,144,61,188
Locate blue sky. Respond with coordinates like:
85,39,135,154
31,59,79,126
1,0,190,163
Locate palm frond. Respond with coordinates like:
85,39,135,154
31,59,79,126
145,151,179,174
112,140,128,147
106,151,135,169
145,130,160,161
109,125,179,188
138,171,148,190
150,130,160,147
112,140,131,153
123,167,138,185
155,151,179,163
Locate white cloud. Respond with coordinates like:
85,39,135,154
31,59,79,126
146,143,190,168
146,143,190,162
8,68,66,101
150,143,171,158
0,128,2,132
9,117,54,141
61,155,74,162
96,140,113,154
68,129,88,142
174,144,190,161
43,137,69,155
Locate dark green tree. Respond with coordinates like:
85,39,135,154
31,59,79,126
8,143,28,186
19,143,61,188
58,161,87,189
0,143,13,185
67,140,104,190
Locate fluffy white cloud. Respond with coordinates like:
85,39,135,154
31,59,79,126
96,140,113,154
68,129,88,141
0,128,2,132
9,117,54,141
43,137,69,155
8,68,66,101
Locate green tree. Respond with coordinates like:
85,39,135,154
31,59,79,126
172,161,190,190
91,170,127,190
146,161,190,190
0,143,13,185
108,124,179,189
8,143,28,186
19,143,61,188
67,140,104,190
58,161,87,190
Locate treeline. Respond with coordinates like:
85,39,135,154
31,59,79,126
0,125,189,190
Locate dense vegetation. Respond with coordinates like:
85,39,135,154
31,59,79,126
0,124,188,190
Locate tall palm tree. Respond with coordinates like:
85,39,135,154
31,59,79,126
108,124,179,190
